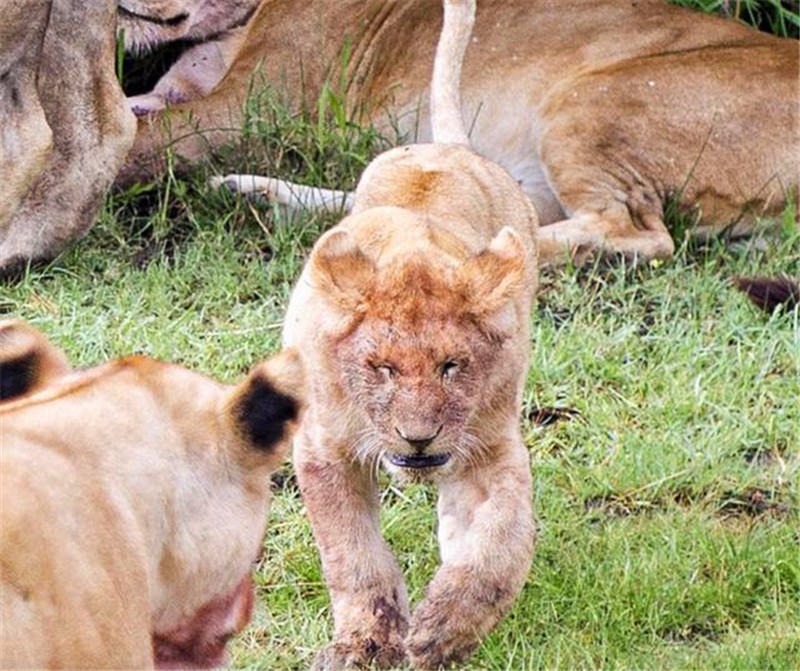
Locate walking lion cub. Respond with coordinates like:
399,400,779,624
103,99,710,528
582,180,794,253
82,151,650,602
282,1,537,668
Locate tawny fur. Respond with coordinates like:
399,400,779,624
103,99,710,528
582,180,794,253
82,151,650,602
121,0,798,266
0,321,305,670
0,0,136,276
118,0,262,116
282,2,537,668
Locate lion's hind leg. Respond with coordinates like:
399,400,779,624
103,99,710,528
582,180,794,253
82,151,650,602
128,27,248,117
536,181,675,268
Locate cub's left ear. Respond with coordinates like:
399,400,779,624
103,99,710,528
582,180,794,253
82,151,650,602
224,348,305,461
0,320,71,402
460,227,528,315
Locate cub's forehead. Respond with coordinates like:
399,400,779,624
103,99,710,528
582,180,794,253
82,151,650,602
352,315,482,358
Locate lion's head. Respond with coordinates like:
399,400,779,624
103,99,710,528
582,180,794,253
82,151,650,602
117,0,261,52
1,320,306,669
309,219,529,482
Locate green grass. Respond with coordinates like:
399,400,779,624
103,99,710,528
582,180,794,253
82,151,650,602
3,143,797,671
670,0,800,37
3,1,799,669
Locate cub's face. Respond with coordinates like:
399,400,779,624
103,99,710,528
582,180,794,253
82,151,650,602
117,0,261,51
309,225,528,482
337,313,508,481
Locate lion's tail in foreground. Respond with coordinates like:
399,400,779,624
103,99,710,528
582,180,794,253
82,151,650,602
430,0,476,146
734,277,800,313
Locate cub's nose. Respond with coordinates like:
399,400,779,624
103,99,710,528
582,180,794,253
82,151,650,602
395,426,442,452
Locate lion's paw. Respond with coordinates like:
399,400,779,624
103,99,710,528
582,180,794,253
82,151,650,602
405,610,479,670
127,93,166,117
311,639,406,670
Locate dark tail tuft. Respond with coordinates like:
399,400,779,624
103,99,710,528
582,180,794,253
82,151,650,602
734,277,800,313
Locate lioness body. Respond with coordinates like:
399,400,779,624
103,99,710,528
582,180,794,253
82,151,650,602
124,0,798,263
0,322,303,669
283,2,537,668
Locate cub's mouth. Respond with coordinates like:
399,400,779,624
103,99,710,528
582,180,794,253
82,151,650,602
386,452,451,469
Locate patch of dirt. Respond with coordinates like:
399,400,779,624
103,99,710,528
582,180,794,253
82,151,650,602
716,488,790,519
583,486,791,521
660,622,721,644
535,295,575,327
131,237,179,269
584,493,647,519
270,468,298,493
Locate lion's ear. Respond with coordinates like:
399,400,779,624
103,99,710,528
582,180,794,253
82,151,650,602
0,320,71,401
460,227,528,314
309,229,375,311
223,348,305,463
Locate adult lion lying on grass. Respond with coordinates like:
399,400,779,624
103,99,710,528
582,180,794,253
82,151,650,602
282,1,537,668
123,0,798,266
0,320,304,670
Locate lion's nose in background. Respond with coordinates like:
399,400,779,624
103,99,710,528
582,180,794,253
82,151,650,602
396,425,442,452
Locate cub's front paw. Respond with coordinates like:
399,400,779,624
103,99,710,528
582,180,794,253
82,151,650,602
405,606,479,670
311,639,406,670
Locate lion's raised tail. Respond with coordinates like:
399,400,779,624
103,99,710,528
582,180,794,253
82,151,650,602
734,277,800,313
430,0,476,146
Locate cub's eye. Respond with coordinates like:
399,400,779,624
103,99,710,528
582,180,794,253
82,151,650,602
369,362,396,380
440,360,459,380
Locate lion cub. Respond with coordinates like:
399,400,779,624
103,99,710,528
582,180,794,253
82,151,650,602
0,320,304,670
282,1,538,668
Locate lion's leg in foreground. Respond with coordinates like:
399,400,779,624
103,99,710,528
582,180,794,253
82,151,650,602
406,445,535,669
296,438,410,669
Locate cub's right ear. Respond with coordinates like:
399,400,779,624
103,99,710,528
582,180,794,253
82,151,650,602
309,229,376,312
0,320,71,402
224,348,306,465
